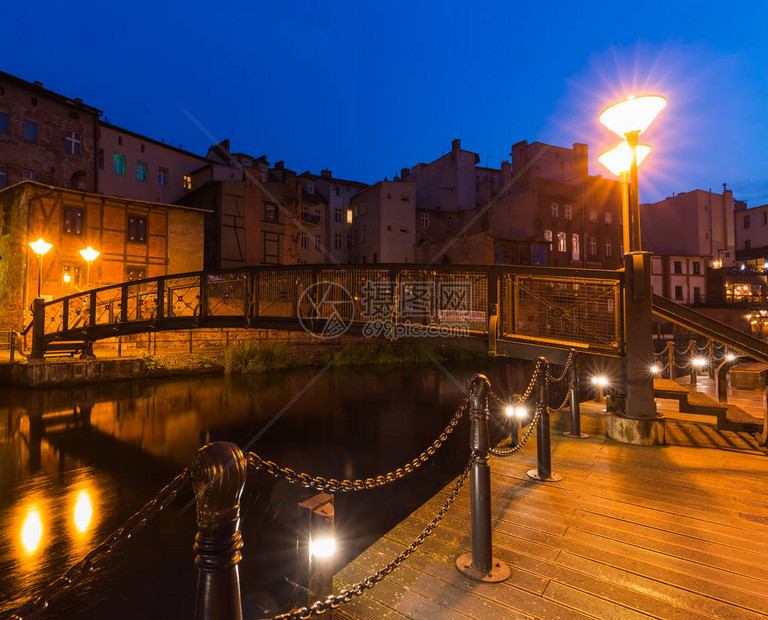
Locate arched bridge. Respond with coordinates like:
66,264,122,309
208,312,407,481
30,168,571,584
30,264,627,361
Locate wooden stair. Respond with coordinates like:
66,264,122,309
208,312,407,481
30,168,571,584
653,378,763,433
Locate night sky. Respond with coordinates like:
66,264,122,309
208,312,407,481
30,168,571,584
3,1,767,204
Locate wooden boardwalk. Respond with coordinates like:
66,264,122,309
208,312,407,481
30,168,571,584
334,402,768,619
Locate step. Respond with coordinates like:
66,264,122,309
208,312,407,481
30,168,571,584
653,378,689,403
682,389,728,415
723,404,763,432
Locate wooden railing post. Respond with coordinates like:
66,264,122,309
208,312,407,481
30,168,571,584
191,441,247,620
30,298,46,360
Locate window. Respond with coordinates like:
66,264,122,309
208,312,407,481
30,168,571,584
604,211,612,224
0,165,5,189
117,136,123,146
307,182,313,194
557,232,566,252
693,287,701,302
571,233,580,261
22,171,40,181
137,161,148,181
31,97,37,107
347,235,351,249
140,144,145,153
65,131,81,156
590,236,597,256
113,154,126,175
126,266,146,282
420,213,430,228
551,202,558,218
98,149,104,170
314,234,321,251
543,229,552,243
744,215,750,229
564,204,572,220
675,285,683,300
127,215,147,242
401,194,410,202
183,174,191,191
605,239,612,257
400,227,409,233
158,167,168,186
335,186,340,196
334,208,343,222
692,261,701,275
386,193,392,199
63,207,84,235
589,208,597,222
241,159,250,167
24,120,39,143
301,232,308,249
745,240,751,250
361,226,366,243
264,204,277,222
361,200,367,215
673,260,682,274
334,233,342,249
346,209,353,224
446,217,454,230
0,111,8,134
301,205,308,218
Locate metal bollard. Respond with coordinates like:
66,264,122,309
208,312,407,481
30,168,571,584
296,493,334,614
563,352,588,438
708,341,716,380
528,359,562,482
192,441,248,620
456,374,510,583
668,344,676,380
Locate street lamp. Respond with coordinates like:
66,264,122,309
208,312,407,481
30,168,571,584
28,238,53,298
79,246,100,287
598,94,667,252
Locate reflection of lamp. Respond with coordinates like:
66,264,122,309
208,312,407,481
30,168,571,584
29,238,52,297
73,489,93,533
79,246,100,287
21,509,43,553
598,95,667,252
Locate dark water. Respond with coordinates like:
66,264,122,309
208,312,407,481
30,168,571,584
0,358,542,619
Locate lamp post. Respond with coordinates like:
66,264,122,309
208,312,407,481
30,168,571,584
598,95,666,252
28,238,53,298
79,246,100,287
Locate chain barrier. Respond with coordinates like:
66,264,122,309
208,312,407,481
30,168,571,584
546,351,574,383
674,341,695,355
269,459,472,620
489,400,543,458
10,468,191,620
548,384,574,413
247,396,470,492
489,359,543,409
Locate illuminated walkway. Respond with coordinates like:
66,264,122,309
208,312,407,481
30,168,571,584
335,407,768,619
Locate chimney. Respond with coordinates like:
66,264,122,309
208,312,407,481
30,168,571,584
501,161,512,186
401,167,410,178
33,80,43,87
321,169,332,179
452,138,461,152
274,160,284,170
572,143,588,178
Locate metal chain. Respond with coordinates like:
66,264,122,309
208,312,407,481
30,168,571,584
549,384,574,413
546,351,574,383
10,469,191,620
489,402,543,457
489,359,543,407
247,397,470,492
268,459,472,620
675,341,695,354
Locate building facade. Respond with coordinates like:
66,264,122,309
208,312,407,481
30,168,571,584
0,181,206,331
0,71,101,192
734,201,768,267
651,255,708,305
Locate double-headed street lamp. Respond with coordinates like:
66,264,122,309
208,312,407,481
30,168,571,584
598,95,666,252
79,246,100,286
28,238,53,298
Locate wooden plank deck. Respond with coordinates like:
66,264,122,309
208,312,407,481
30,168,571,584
334,403,768,619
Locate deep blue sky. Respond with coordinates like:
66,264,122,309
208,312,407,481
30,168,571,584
3,1,767,204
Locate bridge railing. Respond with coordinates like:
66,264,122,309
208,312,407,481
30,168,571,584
10,355,586,619
35,264,625,355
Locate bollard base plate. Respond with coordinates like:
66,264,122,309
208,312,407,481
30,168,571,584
456,553,510,582
527,469,563,482
562,432,589,439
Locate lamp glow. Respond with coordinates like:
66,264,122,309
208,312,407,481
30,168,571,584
599,95,667,137
515,406,527,418
598,142,652,176
650,364,660,374
591,376,608,387
73,490,93,533
21,510,43,553
726,353,736,362
79,247,100,263
309,537,336,559
692,357,707,368
29,238,52,256
63,272,71,284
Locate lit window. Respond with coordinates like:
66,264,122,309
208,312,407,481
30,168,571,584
557,232,566,252
24,120,38,143
127,215,147,243
346,209,353,224
63,207,84,235
604,211,612,224
571,233,580,261
22,171,40,181
334,233,342,249
589,208,597,222
420,213,430,228
183,174,192,191
543,229,552,243
0,111,7,134
0,165,5,189
605,239,612,257
551,202,558,218
65,131,81,156
114,154,126,175
264,204,276,222
137,161,148,181
158,167,168,186
564,204,572,220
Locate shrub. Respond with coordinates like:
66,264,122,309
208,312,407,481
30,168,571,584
224,341,296,374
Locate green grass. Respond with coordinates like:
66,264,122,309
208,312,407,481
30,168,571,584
325,341,480,367
224,341,297,374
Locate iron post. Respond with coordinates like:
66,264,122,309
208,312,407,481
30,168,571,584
456,374,510,582
668,344,676,380
30,297,46,360
528,359,562,482
296,493,334,614
563,352,587,438
690,340,698,386
191,441,247,620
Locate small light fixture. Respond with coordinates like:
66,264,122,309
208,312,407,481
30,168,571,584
726,353,736,362
504,405,514,417
591,376,608,387
514,406,527,419
63,271,71,284
692,357,707,368
650,364,660,374
309,536,336,559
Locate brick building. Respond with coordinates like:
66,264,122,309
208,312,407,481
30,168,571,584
0,71,101,192
0,181,207,331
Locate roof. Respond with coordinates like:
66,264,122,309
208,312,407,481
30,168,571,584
298,171,369,187
0,180,213,213
101,122,208,162
302,189,327,204
0,70,102,115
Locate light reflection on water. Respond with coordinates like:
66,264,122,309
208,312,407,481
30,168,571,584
0,358,541,618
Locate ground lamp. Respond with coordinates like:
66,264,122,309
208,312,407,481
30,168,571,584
79,247,100,286
598,95,666,252
29,238,53,297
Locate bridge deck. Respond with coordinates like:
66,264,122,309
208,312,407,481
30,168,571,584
334,409,768,619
